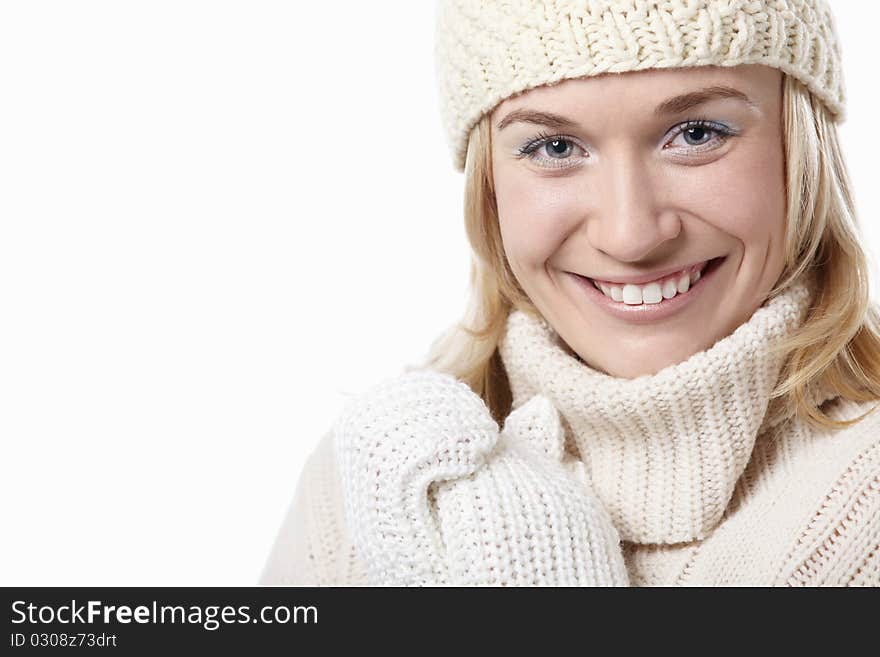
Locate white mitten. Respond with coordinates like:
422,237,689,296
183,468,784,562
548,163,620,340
333,369,629,586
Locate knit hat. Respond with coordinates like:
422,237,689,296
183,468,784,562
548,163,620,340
434,0,846,172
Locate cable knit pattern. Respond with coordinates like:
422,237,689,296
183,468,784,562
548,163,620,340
499,279,818,543
331,370,629,585
260,281,880,586
434,0,846,171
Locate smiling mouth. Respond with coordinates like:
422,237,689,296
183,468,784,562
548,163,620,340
581,257,725,305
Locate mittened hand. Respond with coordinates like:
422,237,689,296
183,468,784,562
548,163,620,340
434,393,629,585
333,369,499,585
334,368,629,586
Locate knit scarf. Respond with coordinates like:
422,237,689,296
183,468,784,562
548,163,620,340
498,278,829,545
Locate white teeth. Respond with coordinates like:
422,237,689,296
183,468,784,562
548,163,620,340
591,262,710,305
642,282,663,304
622,284,642,305
677,273,690,294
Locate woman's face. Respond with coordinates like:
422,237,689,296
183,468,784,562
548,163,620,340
490,64,786,378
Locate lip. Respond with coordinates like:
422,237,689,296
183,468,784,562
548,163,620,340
570,256,726,323
587,259,710,286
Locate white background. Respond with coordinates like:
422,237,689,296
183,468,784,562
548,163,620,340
1,1,877,585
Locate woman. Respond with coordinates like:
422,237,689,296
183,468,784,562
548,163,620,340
262,0,880,586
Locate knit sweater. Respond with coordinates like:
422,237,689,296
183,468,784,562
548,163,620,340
261,279,880,586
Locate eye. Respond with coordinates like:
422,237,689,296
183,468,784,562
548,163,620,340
516,131,586,169
515,119,738,169
665,119,737,152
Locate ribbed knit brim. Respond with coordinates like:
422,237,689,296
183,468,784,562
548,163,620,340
434,0,846,172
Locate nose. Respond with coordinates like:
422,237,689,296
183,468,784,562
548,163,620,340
587,147,681,263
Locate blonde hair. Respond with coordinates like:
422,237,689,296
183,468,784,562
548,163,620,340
420,74,880,430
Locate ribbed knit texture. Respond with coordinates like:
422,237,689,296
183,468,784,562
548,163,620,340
434,0,846,171
260,280,880,586
329,371,629,585
259,433,368,585
499,278,817,543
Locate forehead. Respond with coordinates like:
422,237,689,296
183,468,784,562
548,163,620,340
491,64,779,119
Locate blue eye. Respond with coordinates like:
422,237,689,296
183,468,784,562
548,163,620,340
516,118,738,170
544,138,575,157
682,125,711,144
516,131,585,169
666,119,737,151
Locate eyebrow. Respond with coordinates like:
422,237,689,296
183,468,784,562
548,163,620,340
495,85,757,132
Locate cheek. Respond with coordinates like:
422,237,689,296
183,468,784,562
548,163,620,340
494,171,575,270
677,140,785,245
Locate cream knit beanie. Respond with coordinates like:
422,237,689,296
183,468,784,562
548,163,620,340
434,0,846,172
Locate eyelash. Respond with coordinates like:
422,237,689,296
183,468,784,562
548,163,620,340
515,118,738,169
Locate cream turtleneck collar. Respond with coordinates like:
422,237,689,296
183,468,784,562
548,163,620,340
498,279,832,545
